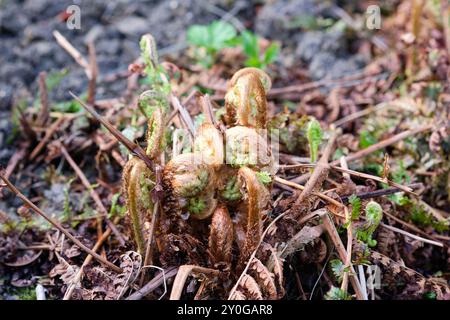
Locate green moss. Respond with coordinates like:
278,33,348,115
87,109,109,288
8,286,37,300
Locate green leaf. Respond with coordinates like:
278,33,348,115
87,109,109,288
187,25,210,48
348,194,361,220
330,259,345,283
209,21,237,51
245,56,263,68
424,291,437,300
52,99,82,113
263,43,280,64
240,30,259,59
359,130,377,149
306,119,323,163
46,69,69,91
324,286,352,300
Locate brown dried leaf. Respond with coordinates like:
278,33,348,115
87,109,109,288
239,274,263,300
280,225,324,259
229,290,247,300
249,258,277,300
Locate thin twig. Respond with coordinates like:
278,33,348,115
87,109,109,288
340,183,423,202
126,266,178,300
320,211,365,300
294,129,340,207
170,265,220,300
338,124,433,164
170,94,196,138
87,41,98,106
330,165,415,195
29,116,67,160
274,176,344,211
292,124,433,184
383,210,442,243
280,163,421,197
53,31,91,78
139,199,161,287
380,223,443,247
0,171,122,273
38,72,49,126
69,92,156,172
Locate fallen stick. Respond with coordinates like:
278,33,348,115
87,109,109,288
126,266,178,300
53,30,91,78
38,72,49,126
69,92,155,171
170,265,220,300
87,41,98,106
274,176,344,212
294,128,340,207
29,116,67,160
380,223,443,247
320,211,365,300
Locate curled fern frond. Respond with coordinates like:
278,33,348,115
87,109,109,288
122,157,155,255
225,68,271,129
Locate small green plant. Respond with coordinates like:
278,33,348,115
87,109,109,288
46,69,69,91
324,286,352,300
9,286,37,300
348,194,362,220
306,119,323,163
238,30,280,69
410,205,449,232
187,21,279,69
108,193,126,219
359,130,377,149
187,21,237,68
330,259,346,283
